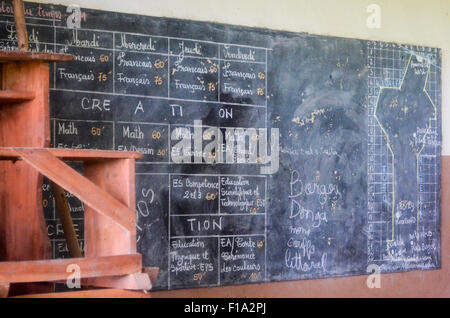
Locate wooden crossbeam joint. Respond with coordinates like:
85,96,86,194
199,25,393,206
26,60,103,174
14,148,136,232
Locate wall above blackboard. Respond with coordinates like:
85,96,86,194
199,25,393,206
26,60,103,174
0,1,441,291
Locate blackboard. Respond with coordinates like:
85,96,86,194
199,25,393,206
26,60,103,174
0,1,442,290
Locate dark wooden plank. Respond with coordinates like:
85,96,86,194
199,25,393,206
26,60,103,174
0,254,142,283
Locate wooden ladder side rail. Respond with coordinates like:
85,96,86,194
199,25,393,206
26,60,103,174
0,254,142,284
14,148,136,233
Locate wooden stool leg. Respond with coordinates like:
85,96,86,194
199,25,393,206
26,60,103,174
83,159,149,290
83,159,136,257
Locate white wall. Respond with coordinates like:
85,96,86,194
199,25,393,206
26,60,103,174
30,0,450,154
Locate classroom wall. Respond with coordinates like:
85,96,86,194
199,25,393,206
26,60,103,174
29,0,450,297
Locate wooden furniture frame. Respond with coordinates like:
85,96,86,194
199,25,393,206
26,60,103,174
0,51,153,298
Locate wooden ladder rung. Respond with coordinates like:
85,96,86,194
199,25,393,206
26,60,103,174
0,147,143,161
0,90,35,103
0,254,142,284
0,51,73,63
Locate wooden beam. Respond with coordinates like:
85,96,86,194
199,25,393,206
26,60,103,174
0,90,35,103
0,51,74,63
14,148,136,232
0,147,143,161
0,254,142,283
12,288,150,298
12,0,28,51
82,273,151,291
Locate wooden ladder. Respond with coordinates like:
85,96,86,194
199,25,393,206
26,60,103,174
0,51,155,298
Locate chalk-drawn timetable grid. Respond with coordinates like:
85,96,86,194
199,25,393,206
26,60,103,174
0,1,442,291
0,9,270,290
366,41,441,270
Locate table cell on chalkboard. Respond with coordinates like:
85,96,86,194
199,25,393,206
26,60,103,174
54,46,114,92
0,21,55,48
114,95,169,123
219,235,265,285
165,100,266,128
0,39,55,55
115,32,168,54
170,214,265,237
220,44,266,64
169,237,218,288
54,240,85,259
136,173,170,288
50,91,115,121
115,122,169,162
53,119,114,150
220,60,266,105
170,39,218,59
115,50,168,96
55,27,113,50
218,127,271,165
64,191,85,219
169,55,219,101
170,175,219,215
42,178,55,220
219,176,266,215
46,219,84,241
